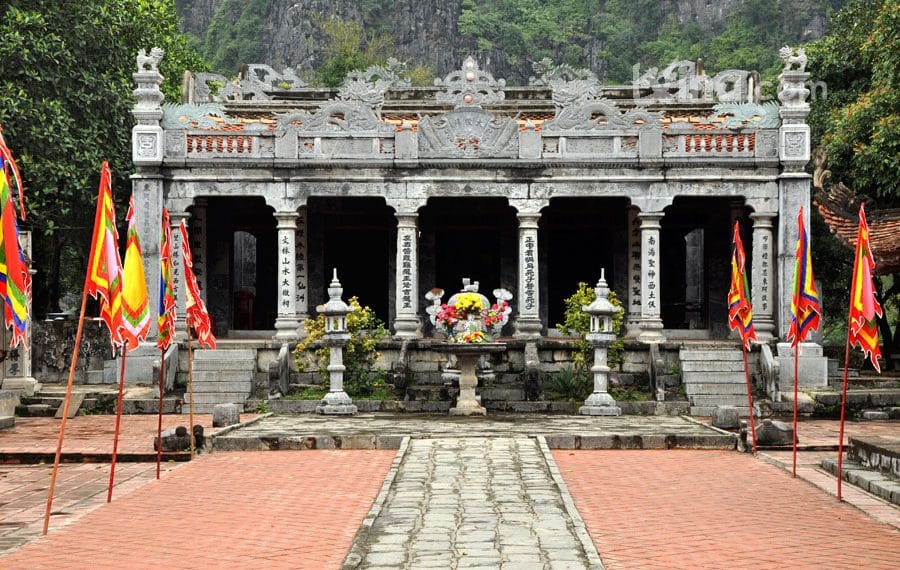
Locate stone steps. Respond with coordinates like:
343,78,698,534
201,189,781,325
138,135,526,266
183,349,257,414
680,347,751,417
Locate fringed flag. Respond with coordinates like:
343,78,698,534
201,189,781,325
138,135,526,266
728,221,757,350
848,204,883,372
0,144,30,348
86,162,123,348
179,221,216,349
788,207,821,346
121,194,150,350
157,208,175,351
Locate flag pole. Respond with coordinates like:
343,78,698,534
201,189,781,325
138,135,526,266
791,258,802,478
156,346,165,479
837,333,852,500
43,281,91,535
107,345,128,502
741,345,757,453
187,327,195,458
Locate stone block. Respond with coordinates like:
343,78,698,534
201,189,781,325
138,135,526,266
862,410,889,420
755,419,794,446
0,416,14,430
0,390,18,417
153,425,204,451
712,406,741,429
212,403,241,427
775,342,827,388
543,435,576,449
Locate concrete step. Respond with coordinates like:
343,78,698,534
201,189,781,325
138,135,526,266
16,403,54,417
193,349,255,361
691,405,750,417
189,403,247,415
481,387,526,401
685,383,749,396
689,395,753,407
191,360,257,372
682,372,747,383
0,416,15,430
821,458,900,506
679,349,743,362
183,392,249,405
191,371,255,383
187,381,253,393
681,360,747,373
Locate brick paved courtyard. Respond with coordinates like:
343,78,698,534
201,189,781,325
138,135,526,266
0,415,897,568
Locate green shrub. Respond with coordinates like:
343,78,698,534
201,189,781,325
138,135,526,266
543,366,592,402
556,282,625,372
292,297,389,397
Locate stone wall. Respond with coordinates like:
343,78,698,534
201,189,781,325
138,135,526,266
30,320,114,384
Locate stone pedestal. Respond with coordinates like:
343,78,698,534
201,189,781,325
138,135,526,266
776,342,828,388
435,343,506,416
316,345,357,416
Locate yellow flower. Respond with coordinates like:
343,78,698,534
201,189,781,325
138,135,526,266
454,292,483,314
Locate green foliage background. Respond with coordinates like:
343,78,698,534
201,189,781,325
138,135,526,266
0,0,205,315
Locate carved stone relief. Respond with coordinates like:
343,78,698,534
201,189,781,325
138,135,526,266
418,108,518,158
435,56,506,108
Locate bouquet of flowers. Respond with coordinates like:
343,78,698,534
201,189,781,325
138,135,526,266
434,294,509,343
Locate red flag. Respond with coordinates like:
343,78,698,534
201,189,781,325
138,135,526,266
848,204,883,372
157,209,175,351
179,221,215,349
85,163,123,348
728,221,757,350
0,149,30,348
787,207,821,346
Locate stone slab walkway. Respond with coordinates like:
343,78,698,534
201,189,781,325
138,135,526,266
347,437,601,569
555,449,900,570
212,414,734,451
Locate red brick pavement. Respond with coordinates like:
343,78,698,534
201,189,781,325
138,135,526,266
0,451,395,569
555,450,900,570
0,415,259,455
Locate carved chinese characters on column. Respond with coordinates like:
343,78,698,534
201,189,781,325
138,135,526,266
760,233,769,313
401,232,414,310
295,212,308,316
189,207,206,298
628,211,641,310
171,218,184,313
279,229,295,314
524,234,536,312
646,233,657,311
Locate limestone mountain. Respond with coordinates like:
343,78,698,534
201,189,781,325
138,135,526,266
176,0,845,84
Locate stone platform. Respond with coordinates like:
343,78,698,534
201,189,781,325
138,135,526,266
210,413,736,451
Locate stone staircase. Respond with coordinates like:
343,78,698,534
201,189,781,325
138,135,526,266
680,346,751,416
183,349,256,414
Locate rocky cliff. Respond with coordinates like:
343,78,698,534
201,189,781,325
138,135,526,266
175,0,838,83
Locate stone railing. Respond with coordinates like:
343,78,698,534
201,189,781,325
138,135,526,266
160,126,780,163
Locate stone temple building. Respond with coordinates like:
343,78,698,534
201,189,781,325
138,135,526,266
128,48,823,413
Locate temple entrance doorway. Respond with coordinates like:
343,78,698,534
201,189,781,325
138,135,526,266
205,197,276,335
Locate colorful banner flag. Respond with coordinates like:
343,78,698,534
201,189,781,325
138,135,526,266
157,208,175,351
0,127,25,219
179,221,216,349
848,204,883,372
85,162,123,348
121,194,150,350
0,153,30,348
788,207,821,346
728,221,757,350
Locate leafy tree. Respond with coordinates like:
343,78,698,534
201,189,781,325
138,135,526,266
0,1,206,315
199,0,267,76
807,0,900,365
556,282,625,372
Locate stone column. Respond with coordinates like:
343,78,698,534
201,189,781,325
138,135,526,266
515,212,542,338
750,212,776,340
624,207,642,337
393,211,421,338
132,177,164,338
169,210,189,340
188,198,208,301
295,206,310,330
274,211,301,340
637,212,665,343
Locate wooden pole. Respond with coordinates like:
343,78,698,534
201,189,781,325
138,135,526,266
156,346,165,479
792,342,799,477
107,345,128,502
43,287,90,535
837,335,852,500
187,328,195,458
741,345,757,454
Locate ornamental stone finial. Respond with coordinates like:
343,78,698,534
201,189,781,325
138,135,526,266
132,47,165,164
434,56,506,109
779,46,808,73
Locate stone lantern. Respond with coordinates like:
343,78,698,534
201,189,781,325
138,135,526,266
579,269,621,416
316,269,357,416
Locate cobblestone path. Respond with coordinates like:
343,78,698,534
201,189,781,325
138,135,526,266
352,437,602,569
